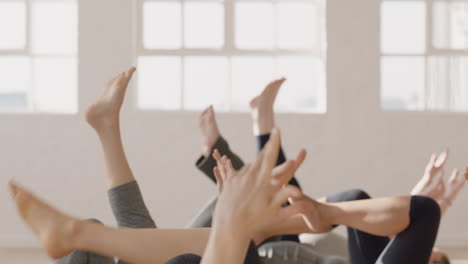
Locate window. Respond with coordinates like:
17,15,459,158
137,0,326,112
381,0,468,112
0,0,78,113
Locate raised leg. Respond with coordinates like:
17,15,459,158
196,106,245,182
10,181,210,264
54,219,115,264
250,79,301,243
326,189,390,264
376,196,440,264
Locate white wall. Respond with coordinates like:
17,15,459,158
1,0,467,248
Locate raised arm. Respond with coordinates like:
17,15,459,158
201,128,303,264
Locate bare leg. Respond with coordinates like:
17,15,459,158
249,78,285,136
10,181,210,264
85,67,137,189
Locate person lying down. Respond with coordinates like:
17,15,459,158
192,77,466,264
7,67,463,264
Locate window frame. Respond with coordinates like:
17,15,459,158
0,0,78,113
381,0,468,112
135,0,326,112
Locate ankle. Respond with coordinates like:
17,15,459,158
95,118,120,134
67,219,87,250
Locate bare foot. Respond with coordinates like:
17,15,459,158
445,168,466,203
199,105,220,157
249,78,286,136
9,181,80,259
86,67,136,132
290,195,334,234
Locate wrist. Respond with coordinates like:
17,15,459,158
440,197,452,206
211,222,251,242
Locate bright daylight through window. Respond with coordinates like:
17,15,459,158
0,0,78,113
381,0,468,112
137,0,326,112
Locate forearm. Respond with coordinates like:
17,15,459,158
201,227,250,264
327,196,411,236
74,221,210,264
268,196,412,237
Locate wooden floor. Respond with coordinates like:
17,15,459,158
0,248,467,264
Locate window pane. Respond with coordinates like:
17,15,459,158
381,1,426,54
0,1,26,50
277,2,317,49
433,1,468,50
33,57,77,113
276,57,325,112
184,57,228,110
381,56,425,110
231,57,276,110
426,56,468,112
184,2,224,48
144,1,182,49
0,56,29,111
235,2,274,49
138,56,181,110
31,0,78,55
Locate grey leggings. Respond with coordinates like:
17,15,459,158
55,180,260,264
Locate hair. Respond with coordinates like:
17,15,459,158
439,253,451,264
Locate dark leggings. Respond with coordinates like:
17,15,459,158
257,134,301,190
256,134,300,243
326,189,441,264
194,134,302,243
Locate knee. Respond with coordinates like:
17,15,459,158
166,254,201,264
411,196,441,224
85,218,103,224
344,189,371,201
326,189,371,203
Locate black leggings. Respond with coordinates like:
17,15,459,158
326,189,441,264
257,134,301,243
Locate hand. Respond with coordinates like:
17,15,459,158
213,148,307,195
212,149,236,193
444,168,466,204
410,149,448,200
211,128,303,240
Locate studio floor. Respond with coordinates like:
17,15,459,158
0,248,467,264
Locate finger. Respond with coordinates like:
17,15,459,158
448,168,460,183
434,148,449,168
258,128,281,183
271,149,307,187
433,168,446,184
426,154,437,172
213,149,222,162
226,158,235,176
271,185,303,209
217,156,228,181
294,149,307,171
213,167,223,192
124,67,137,83
8,180,20,198
271,160,297,186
